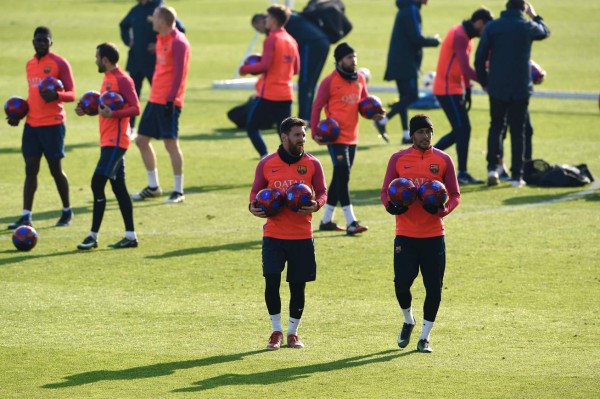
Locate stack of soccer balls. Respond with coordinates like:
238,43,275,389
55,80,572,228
253,183,314,216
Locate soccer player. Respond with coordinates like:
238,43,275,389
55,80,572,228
75,43,141,250
6,26,75,230
475,0,550,187
251,11,329,121
380,114,460,353
432,7,494,185
132,5,191,203
310,42,383,235
249,117,327,350
378,0,440,144
119,0,186,135
239,4,300,158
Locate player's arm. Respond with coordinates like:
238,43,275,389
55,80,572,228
438,153,461,217
298,158,327,214
310,76,332,143
454,33,478,83
474,32,490,90
167,39,189,104
404,6,440,48
119,11,133,47
110,77,141,119
249,158,270,218
240,35,274,76
55,57,76,102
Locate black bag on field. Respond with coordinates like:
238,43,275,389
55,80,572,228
523,159,594,187
302,0,353,44
227,96,275,130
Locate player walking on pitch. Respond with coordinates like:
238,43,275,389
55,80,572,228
132,5,191,203
249,117,327,350
6,26,76,229
75,43,140,250
381,114,460,353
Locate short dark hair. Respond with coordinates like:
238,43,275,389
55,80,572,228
280,117,307,135
96,43,120,64
471,7,494,23
33,26,52,38
506,0,526,11
267,4,291,27
251,13,266,26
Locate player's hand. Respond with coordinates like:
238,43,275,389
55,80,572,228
6,117,20,127
164,101,174,117
372,111,387,122
74,102,85,116
386,201,408,215
98,103,112,118
40,89,58,103
464,88,472,111
249,201,267,218
525,2,537,18
312,135,326,145
423,203,445,215
298,200,319,215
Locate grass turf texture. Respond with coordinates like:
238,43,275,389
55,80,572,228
0,1,599,398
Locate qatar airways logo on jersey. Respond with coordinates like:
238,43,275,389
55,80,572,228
28,76,46,87
341,92,360,105
411,177,429,187
272,179,306,190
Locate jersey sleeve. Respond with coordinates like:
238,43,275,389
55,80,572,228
240,34,275,75
310,157,328,209
111,75,140,119
453,31,477,84
310,74,332,133
439,152,461,217
167,38,188,102
380,153,401,207
249,157,270,202
55,56,76,102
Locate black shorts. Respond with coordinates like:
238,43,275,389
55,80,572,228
22,123,65,160
246,97,292,133
138,101,181,139
95,146,126,180
393,235,446,291
262,237,317,283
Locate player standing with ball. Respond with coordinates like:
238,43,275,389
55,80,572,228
380,114,460,353
249,117,327,350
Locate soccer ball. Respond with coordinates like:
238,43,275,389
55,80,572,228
99,91,124,111
530,60,546,85
422,71,436,89
79,91,100,116
358,95,384,119
315,118,340,143
358,67,371,84
38,76,64,95
253,188,285,217
285,183,313,212
244,53,262,66
387,177,417,207
12,225,38,251
418,180,448,207
4,96,29,120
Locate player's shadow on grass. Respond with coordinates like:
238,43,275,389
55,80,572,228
502,190,585,206
0,206,90,228
0,248,100,266
41,350,266,389
146,240,261,259
173,349,413,392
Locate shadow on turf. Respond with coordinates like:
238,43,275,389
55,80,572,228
41,350,267,389
0,206,91,231
0,141,97,155
173,349,414,392
146,240,261,259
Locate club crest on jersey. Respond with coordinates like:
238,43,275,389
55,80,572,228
44,66,51,74
297,165,307,175
430,164,440,174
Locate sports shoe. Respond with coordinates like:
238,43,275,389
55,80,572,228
319,221,346,232
497,165,511,182
373,119,389,143
417,338,433,353
487,170,499,186
132,186,162,201
346,221,368,236
397,319,416,349
287,334,305,349
164,191,185,204
55,209,73,226
109,237,138,249
457,172,484,185
8,215,32,230
77,236,98,250
511,178,526,188
266,331,283,351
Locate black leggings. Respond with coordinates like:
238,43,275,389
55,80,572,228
264,274,306,320
91,173,134,233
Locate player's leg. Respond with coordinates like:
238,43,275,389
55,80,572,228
297,40,329,121
41,123,72,225
77,172,108,250
393,235,420,348
432,95,457,151
506,99,529,187
388,78,418,143
270,100,292,142
262,237,286,350
524,110,533,161
109,153,138,249
486,96,509,186
285,238,317,348
319,144,344,231
339,145,367,235
133,103,162,200
417,235,446,353
445,95,480,185
245,97,269,158
158,104,184,203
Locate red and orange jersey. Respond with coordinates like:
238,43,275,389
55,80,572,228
99,67,140,149
380,146,461,238
433,24,477,96
241,28,299,102
310,70,368,145
250,151,327,240
149,29,191,107
25,52,75,127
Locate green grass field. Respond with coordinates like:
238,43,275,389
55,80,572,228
0,1,599,398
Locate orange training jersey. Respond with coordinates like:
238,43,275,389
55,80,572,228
149,29,191,107
433,24,476,96
250,150,327,240
310,70,368,145
25,52,76,127
99,68,140,149
380,146,461,238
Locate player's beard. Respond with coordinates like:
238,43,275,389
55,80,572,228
289,141,304,156
340,63,356,74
